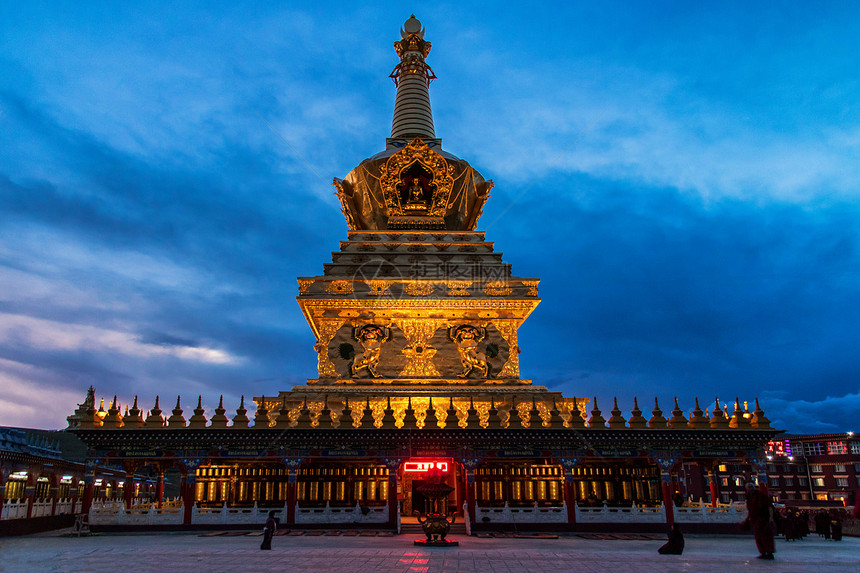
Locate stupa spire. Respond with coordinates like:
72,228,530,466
389,15,436,141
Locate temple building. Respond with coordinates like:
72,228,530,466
62,16,779,532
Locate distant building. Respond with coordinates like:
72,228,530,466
0,426,126,535
765,433,859,506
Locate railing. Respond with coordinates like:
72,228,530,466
674,500,747,523
475,501,568,523
194,502,286,525
294,501,389,524
1,499,29,520
575,502,666,523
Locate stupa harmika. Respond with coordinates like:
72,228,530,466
67,16,777,531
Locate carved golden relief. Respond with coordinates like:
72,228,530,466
404,282,434,296
315,320,347,378
483,281,512,296
521,280,539,296
446,281,471,296
332,178,357,231
297,279,315,295
351,325,390,378
365,280,393,296
395,319,445,377
379,138,455,217
449,325,489,378
325,280,354,295
493,320,520,378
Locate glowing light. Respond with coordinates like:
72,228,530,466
404,461,449,472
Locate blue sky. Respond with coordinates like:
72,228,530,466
1,1,858,433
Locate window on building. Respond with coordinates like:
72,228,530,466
767,464,776,473
855,463,860,473
804,443,823,456
836,478,849,487
734,476,744,487
813,478,825,487
721,477,730,487
827,442,847,455
786,465,796,474
720,493,730,503
718,464,727,472
785,493,795,500
769,478,779,487
810,464,823,473
851,442,860,455
799,477,808,486
834,464,846,473
857,477,860,487
800,492,810,500
785,478,794,486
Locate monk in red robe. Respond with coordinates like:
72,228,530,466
743,483,775,560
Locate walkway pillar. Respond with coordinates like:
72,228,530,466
183,471,196,525
563,467,576,525
464,468,476,526
708,470,718,507
661,470,674,525
387,468,398,527
286,469,297,525
156,470,165,508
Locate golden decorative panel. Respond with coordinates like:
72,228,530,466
446,281,472,296
521,280,539,297
365,280,393,296
395,318,446,377
404,282,434,296
315,320,347,378
297,279,315,295
483,281,512,296
325,280,354,295
493,320,520,378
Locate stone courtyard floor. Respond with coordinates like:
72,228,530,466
0,529,856,573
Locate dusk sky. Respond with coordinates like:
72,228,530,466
1,1,859,434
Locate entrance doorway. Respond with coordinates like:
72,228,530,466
399,458,460,518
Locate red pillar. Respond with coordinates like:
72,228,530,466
183,472,196,525
661,473,674,525
708,470,718,507
564,480,576,525
387,470,398,527
81,480,95,515
156,471,164,508
465,468,476,526
286,469,297,525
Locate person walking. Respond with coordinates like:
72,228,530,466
742,483,775,560
657,522,685,555
261,510,278,550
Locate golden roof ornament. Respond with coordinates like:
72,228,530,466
210,395,229,428
688,397,709,429
548,398,565,429
381,396,397,428
445,397,459,429
751,397,772,429
232,395,250,428
425,397,440,429
587,396,606,428
167,395,186,428
123,395,145,428
403,397,418,428
145,395,165,428
627,397,648,429
709,397,729,429
359,397,375,428
648,397,667,428
318,395,334,429
188,395,208,429
103,396,124,429
568,396,586,428
294,397,312,429
607,397,627,429
668,397,688,429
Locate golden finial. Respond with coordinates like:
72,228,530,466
232,395,250,428
628,396,648,429
587,396,606,428
751,397,772,429
210,394,229,428
688,397,709,429
648,397,667,428
608,397,626,429
668,397,688,429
